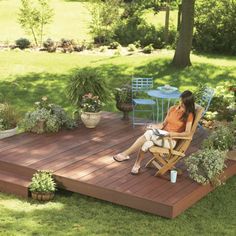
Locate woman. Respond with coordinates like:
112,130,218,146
113,90,195,174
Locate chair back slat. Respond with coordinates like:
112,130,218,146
175,104,204,152
198,87,214,116
132,78,153,92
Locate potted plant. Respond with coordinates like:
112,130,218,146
21,96,76,134
184,149,227,187
29,170,56,201
80,93,102,128
0,103,19,139
115,85,133,120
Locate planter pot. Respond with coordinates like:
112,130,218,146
116,102,133,120
31,120,45,134
0,127,18,139
81,112,101,128
227,150,236,161
31,192,55,201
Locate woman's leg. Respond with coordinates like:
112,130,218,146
121,135,146,156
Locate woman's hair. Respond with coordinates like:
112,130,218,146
180,90,195,121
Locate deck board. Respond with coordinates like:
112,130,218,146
0,112,235,218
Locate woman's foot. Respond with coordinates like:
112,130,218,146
113,153,130,162
131,165,140,175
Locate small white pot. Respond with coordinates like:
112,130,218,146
81,112,101,128
0,127,18,139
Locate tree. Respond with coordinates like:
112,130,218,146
18,0,54,46
172,0,195,68
88,0,122,44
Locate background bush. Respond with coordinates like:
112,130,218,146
15,38,31,49
194,0,236,54
114,15,176,48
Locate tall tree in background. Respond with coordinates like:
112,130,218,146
172,0,195,68
18,0,54,46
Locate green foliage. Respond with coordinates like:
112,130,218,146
108,41,121,49
185,149,226,186
18,0,54,46
29,170,56,193
127,43,137,52
0,103,19,130
60,38,74,53
208,81,235,121
81,93,102,113
115,85,132,104
194,0,236,54
88,0,122,44
67,68,110,107
15,38,31,49
43,38,57,52
203,125,235,151
142,44,154,54
21,97,76,134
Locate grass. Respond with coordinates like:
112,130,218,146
0,176,235,236
0,50,235,116
0,0,92,43
0,0,177,44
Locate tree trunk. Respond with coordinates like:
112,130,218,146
164,0,170,44
172,0,195,68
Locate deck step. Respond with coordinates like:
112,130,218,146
0,160,36,178
0,169,31,198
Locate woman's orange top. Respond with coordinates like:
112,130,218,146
163,106,194,133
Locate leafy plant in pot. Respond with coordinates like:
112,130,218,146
29,170,56,201
80,93,102,128
0,103,19,139
115,85,133,120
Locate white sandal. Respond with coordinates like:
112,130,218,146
113,153,130,162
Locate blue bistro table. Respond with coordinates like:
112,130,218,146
147,89,181,122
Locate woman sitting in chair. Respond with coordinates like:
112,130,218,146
113,90,195,174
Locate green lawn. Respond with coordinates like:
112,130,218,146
0,50,235,116
0,176,235,236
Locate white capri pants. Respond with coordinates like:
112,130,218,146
141,130,177,152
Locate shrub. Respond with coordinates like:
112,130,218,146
21,96,76,134
99,46,108,52
127,43,137,52
60,38,74,53
43,38,56,52
15,38,31,49
0,103,19,130
194,0,236,54
185,149,226,186
108,41,121,49
29,170,56,193
67,68,110,107
143,44,154,54
203,125,235,151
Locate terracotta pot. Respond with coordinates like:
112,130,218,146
227,150,236,161
32,120,45,134
31,192,54,201
81,112,101,128
116,103,133,120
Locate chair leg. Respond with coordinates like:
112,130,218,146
145,157,156,168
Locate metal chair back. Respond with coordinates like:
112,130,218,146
198,87,214,116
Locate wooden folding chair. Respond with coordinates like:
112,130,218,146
145,104,204,176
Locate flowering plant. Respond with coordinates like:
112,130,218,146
81,93,102,113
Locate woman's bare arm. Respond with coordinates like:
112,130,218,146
168,120,193,138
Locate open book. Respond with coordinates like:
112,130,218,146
152,129,169,137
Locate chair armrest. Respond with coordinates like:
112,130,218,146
164,136,192,140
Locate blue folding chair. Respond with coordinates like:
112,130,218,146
198,87,215,127
132,77,156,127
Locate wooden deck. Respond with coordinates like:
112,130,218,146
0,112,235,218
